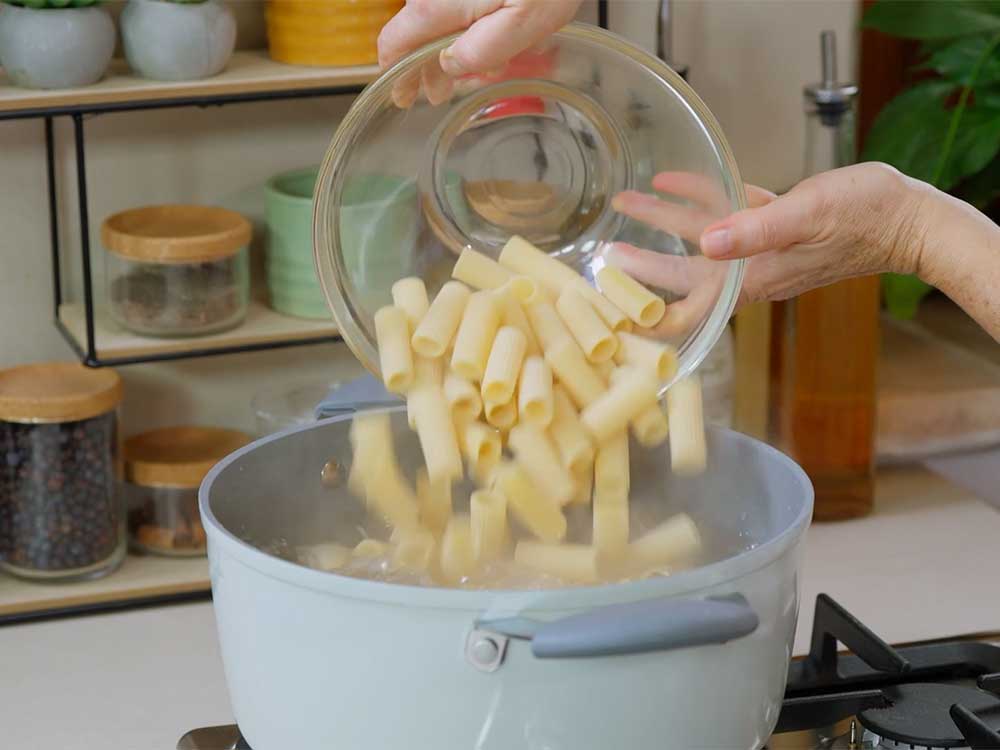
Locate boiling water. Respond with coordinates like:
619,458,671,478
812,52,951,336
247,429,759,591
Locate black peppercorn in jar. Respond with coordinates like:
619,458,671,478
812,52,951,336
102,205,252,338
0,363,125,581
125,426,251,557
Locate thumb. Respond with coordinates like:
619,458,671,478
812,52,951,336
700,189,817,259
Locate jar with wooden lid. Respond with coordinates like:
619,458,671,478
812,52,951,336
125,426,251,556
102,205,252,337
0,362,125,581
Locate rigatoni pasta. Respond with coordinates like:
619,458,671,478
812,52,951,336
452,247,513,291
460,421,502,480
597,266,666,328
482,326,527,403
544,337,607,408
410,386,463,484
614,332,678,382
524,298,572,351
416,468,451,536
549,385,595,474
580,366,659,443
470,489,507,564
514,542,597,583
451,290,501,381
411,280,470,357
667,376,707,476
572,279,631,333
508,424,576,508
374,306,414,393
594,431,629,497
492,461,567,544
556,286,618,363
498,235,581,297
391,277,429,329
443,373,482,422
493,285,541,356
517,356,553,426
440,514,476,584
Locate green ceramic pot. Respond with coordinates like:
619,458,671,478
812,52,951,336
264,167,328,320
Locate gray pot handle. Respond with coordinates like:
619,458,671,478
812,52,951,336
477,593,758,659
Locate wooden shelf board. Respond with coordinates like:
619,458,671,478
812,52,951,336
59,301,339,360
0,553,209,619
0,50,378,115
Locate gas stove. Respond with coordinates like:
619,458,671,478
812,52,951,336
177,595,1000,750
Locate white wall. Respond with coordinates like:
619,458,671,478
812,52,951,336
0,0,858,438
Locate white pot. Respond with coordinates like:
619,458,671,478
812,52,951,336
120,0,236,81
201,414,813,750
0,4,115,89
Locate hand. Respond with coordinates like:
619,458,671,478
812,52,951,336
612,163,930,308
378,0,582,75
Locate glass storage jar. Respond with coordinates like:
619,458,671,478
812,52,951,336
0,362,125,581
313,24,746,394
125,426,251,556
102,205,252,337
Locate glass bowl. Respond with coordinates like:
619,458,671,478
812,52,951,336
314,23,745,391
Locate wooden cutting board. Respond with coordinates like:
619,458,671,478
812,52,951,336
878,300,1000,461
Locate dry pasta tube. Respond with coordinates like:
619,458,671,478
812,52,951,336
452,247,513,291
545,337,607,408
514,542,598,584
596,266,666,328
556,286,618,363
503,275,541,305
470,489,508,564
508,424,576,507
518,356,553,427
593,504,629,573
416,468,452,536
483,396,518,430
349,411,393,488
460,421,502,480
498,235,581,297
629,513,702,572
365,468,421,529
439,513,477,584
571,279,632,333
525,298,572,351
667,376,707,476
549,385,595,475
374,306,414,393
411,281,470,357
594,431,629,497
482,326,527,403
353,538,391,559
411,355,443,392
631,404,670,447
391,525,436,572
451,290,501,382
443,373,482,423
594,357,616,382
410,386,464,483
614,332,678,382
391,277,429,329
493,285,540,356
492,461,567,544
570,465,594,506
580,366,659,443
298,542,351,571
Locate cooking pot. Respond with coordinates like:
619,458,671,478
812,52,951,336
201,409,812,750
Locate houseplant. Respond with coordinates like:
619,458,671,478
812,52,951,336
120,0,236,81
0,0,115,89
861,0,1000,318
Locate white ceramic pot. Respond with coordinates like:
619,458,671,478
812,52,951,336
120,0,236,81
0,3,115,89
201,413,813,750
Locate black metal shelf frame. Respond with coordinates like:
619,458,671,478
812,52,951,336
2,85,369,368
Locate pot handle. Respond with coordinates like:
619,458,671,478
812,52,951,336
476,593,758,659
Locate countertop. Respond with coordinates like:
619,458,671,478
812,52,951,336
2,466,999,750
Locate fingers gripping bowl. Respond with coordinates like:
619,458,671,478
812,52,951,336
313,23,746,392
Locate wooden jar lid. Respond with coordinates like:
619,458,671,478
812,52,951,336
0,363,123,424
124,426,252,488
101,205,252,264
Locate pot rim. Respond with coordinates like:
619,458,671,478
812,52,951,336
200,410,813,612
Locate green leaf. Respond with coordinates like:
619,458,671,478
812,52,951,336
863,0,1000,40
861,81,954,182
882,274,934,319
925,36,1000,86
937,99,1000,188
955,153,1000,208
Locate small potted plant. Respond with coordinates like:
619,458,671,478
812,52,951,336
120,0,236,82
0,0,115,89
